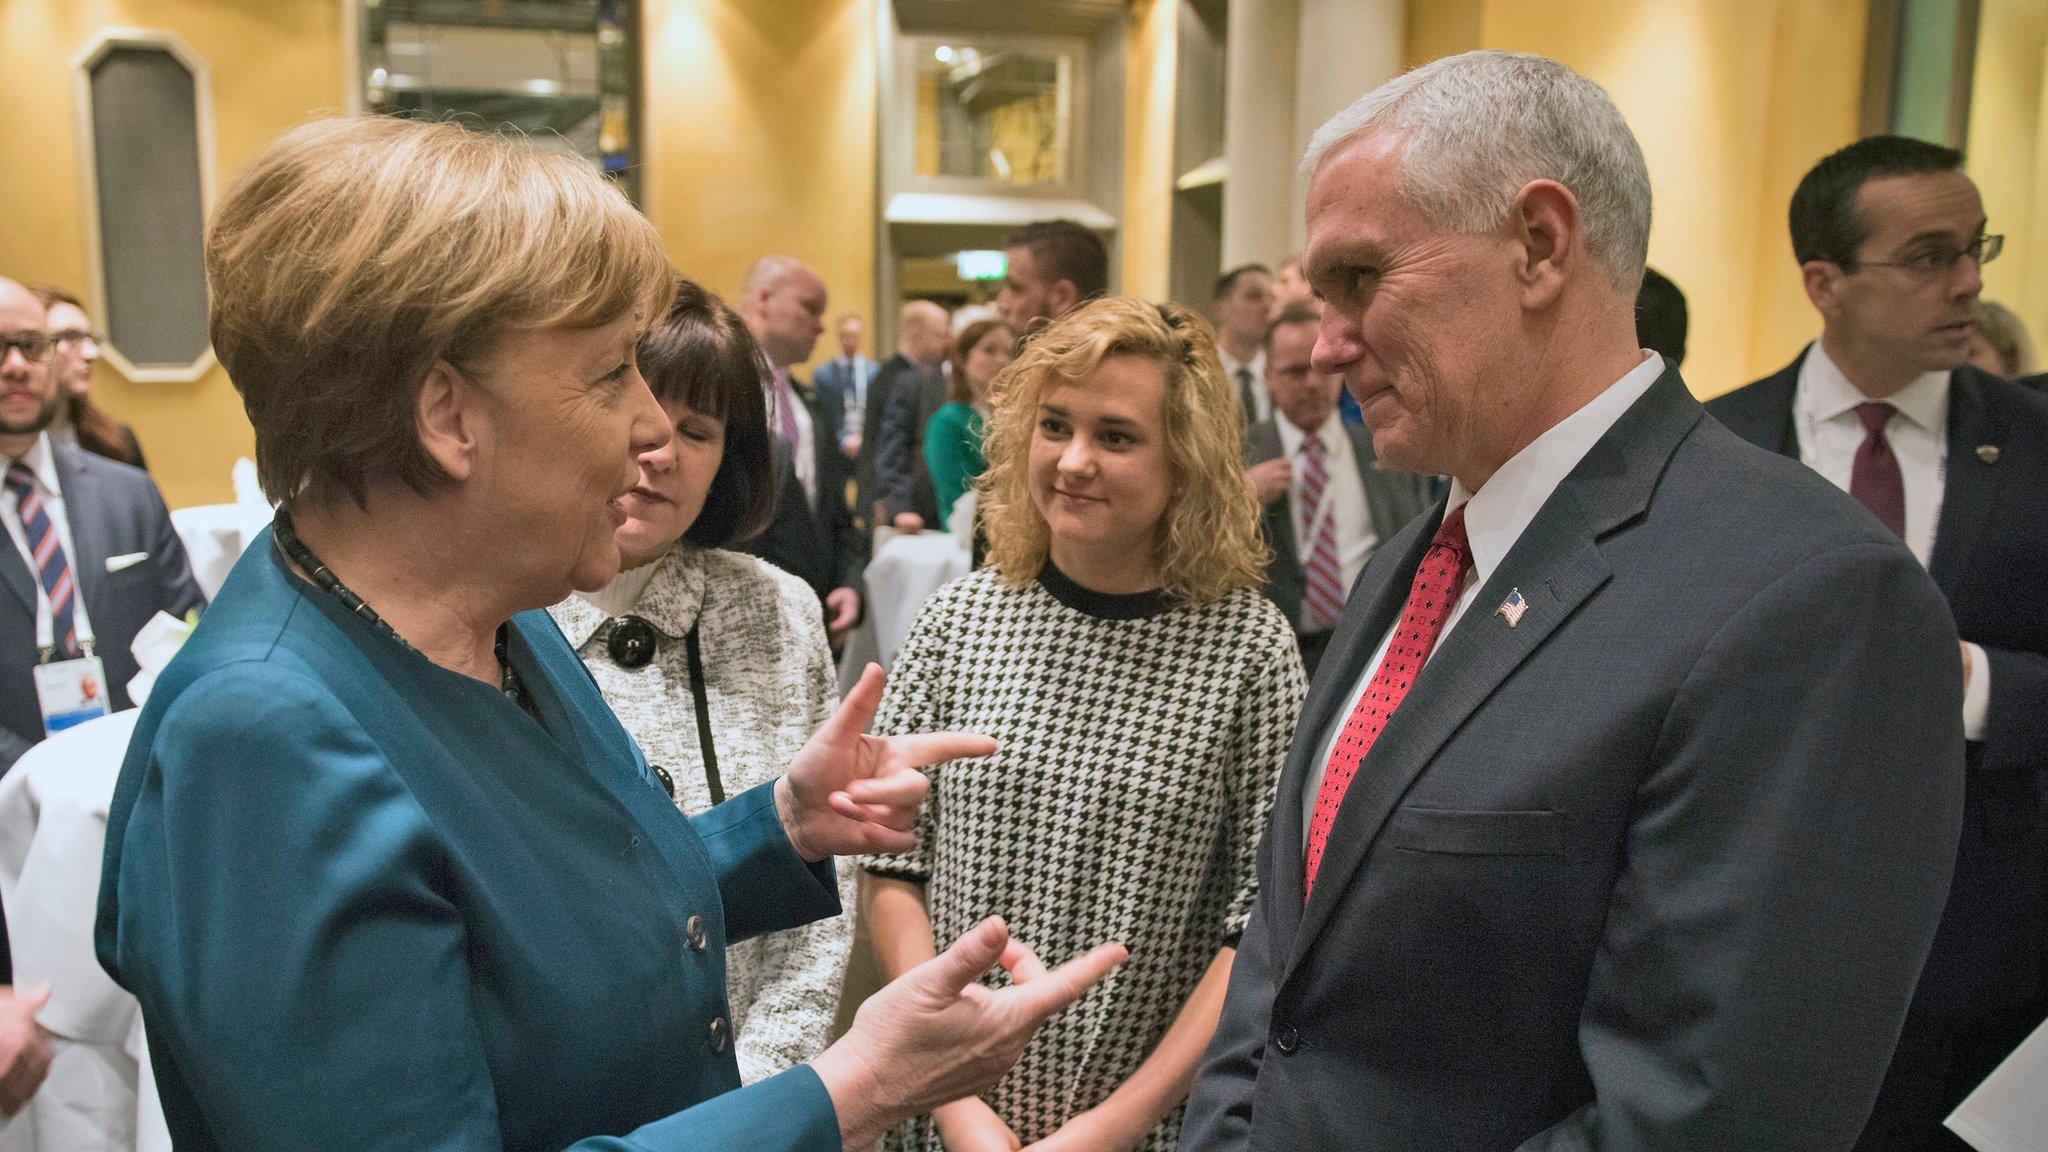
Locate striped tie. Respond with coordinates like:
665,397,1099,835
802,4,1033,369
1299,433,1345,632
5,462,78,656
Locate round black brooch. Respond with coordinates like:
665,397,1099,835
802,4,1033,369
606,615,660,669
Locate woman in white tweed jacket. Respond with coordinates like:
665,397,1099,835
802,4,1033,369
550,279,851,1084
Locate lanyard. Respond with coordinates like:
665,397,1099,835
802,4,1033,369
6,486,96,661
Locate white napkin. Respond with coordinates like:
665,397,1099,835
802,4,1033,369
124,611,195,707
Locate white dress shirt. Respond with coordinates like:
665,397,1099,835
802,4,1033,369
769,368,817,508
1222,348,1270,423
1302,351,1665,843
3,432,94,647
1793,342,1989,738
1277,409,1377,611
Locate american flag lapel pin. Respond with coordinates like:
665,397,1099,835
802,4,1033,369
1496,588,1528,628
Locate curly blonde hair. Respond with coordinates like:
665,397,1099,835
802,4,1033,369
979,297,1268,605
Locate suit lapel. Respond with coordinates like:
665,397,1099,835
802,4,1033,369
0,527,31,613
1285,369,1703,973
1268,508,1437,953
52,449,111,626
1719,355,1802,459
1929,368,2007,593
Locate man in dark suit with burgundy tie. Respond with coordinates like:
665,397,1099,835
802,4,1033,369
1182,52,1964,1152
1708,135,2048,1151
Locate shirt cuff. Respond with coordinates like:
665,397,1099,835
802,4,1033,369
1962,642,1991,742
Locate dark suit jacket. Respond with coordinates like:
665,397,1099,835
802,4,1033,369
738,438,867,609
1709,353,2048,1146
2,446,206,771
874,363,947,527
1183,367,1964,1152
1244,419,1433,633
855,353,918,529
811,356,874,437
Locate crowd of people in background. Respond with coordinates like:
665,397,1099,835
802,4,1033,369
1,45,2045,1152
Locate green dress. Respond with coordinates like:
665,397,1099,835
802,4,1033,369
923,401,985,529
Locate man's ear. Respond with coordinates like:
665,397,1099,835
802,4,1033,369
1048,279,1083,318
1507,179,1580,312
1800,260,1843,318
416,360,479,483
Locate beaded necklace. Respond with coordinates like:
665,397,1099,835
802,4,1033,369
273,510,532,712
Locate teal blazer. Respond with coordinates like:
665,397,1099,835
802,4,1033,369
94,528,846,1151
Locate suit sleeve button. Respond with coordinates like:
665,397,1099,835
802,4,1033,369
707,1015,729,1053
1275,1025,1300,1054
686,915,708,951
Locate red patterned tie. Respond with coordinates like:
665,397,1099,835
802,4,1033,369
1298,433,1346,632
1850,401,1905,538
1304,505,1472,897
5,461,79,656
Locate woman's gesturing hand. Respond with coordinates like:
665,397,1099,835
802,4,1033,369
775,663,994,862
812,917,1128,1151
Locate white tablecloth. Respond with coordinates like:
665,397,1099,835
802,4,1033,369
0,710,169,1152
863,531,972,667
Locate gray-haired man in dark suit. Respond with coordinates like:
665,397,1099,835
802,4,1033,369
1245,301,1431,676
1182,52,1963,1152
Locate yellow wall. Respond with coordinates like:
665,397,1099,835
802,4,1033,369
1123,0,1178,302
0,0,880,508
1404,0,1871,397
643,0,876,362
0,0,343,508
1967,0,2048,370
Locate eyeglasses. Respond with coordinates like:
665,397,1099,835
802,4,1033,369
1852,234,2004,279
0,332,56,364
52,329,102,354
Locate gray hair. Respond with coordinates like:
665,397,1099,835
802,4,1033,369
1303,51,1652,294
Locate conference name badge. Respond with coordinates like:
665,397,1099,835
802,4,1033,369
34,654,110,736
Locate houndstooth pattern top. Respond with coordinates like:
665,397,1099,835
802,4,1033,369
550,546,852,1086
862,565,1306,1150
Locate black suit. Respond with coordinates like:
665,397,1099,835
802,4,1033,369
1708,353,2048,1151
1184,367,1963,1151
855,353,918,530
811,355,874,441
1243,419,1432,676
739,374,867,607
873,360,946,527
2,445,205,771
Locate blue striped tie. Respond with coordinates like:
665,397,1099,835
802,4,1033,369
5,462,78,656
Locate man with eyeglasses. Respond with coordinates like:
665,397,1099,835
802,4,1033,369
0,275,204,775
1709,135,2048,1152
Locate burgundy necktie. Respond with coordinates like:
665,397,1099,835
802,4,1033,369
1304,506,1472,897
1298,433,1345,632
772,368,800,447
1850,402,1905,538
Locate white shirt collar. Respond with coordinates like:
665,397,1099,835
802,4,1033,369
1447,351,1664,585
1798,342,1950,436
2,432,59,495
1275,408,1343,457
1221,348,1265,378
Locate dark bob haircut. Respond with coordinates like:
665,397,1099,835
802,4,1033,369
637,278,777,549
1789,135,1964,268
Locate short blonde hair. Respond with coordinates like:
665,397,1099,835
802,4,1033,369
208,116,675,507
980,297,1267,605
